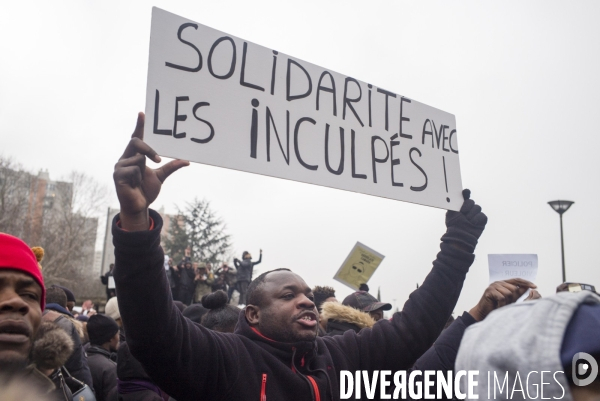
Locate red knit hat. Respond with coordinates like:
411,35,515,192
0,233,46,310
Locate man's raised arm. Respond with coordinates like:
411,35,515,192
325,190,490,372
112,114,243,399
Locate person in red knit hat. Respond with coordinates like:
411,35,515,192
0,233,45,372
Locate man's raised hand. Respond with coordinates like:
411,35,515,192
440,189,488,252
468,278,537,321
113,112,189,231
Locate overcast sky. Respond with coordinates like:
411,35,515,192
1,1,599,314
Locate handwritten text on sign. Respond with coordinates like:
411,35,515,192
145,7,463,210
488,254,538,302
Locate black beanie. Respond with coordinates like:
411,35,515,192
88,314,119,345
52,285,76,303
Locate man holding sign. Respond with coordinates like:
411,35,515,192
110,112,502,400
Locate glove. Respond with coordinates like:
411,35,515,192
440,189,488,252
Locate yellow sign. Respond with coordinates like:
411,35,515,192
334,242,385,291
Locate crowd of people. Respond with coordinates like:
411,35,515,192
0,113,598,401
102,247,262,308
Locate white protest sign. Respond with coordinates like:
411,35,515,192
145,8,463,210
108,276,116,290
334,242,384,291
488,254,538,302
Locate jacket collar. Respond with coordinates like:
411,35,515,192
234,310,316,366
88,345,117,361
45,303,73,317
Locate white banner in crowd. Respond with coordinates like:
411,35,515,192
145,8,464,210
488,254,538,301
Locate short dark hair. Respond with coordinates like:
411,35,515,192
246,268,291,307
46,287,67,308
312,286,336,312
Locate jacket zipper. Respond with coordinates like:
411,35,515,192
260,373,267,401
291,347,321,401
306,376,321,401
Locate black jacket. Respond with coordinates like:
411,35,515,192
117,342,165,401
87,345,118,401
113,210,476,401
177,261,196,289
233,254,261,282
410,311,478,399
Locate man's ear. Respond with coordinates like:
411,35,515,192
245,305,260,326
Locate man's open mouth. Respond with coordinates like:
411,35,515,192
296,312,318,328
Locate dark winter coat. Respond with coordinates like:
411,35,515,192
177,264,196,290
87,345,118,401
233,254,262,282
217,265,237,287
117,342,166,401
410,311,477,399
113,210,477,401
321,302,478,386
42,309,94,389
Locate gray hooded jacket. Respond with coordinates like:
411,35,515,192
456,291,600,401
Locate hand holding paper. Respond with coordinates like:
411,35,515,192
469,278,537,321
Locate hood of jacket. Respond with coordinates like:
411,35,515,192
455,291,600,401
45,303,73,318
321,301,376,330
31,321,74,371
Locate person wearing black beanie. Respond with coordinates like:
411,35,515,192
51,285,76,312
87,314,119,401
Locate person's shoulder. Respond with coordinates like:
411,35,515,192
88,350,117,368
18,364,57,395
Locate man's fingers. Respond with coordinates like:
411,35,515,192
132,112,145,140
120,137,161,163
525,289,542,301
113,165,143,189
156,159,190,183
121,113,161,163
503,278,537,289
471,212,488,227
459,199,475,214
488,289,506,308
495,285,516,305
462,188,471,200
115,153,146,170
465,204,482,220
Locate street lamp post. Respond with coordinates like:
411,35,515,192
548,200,574,283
